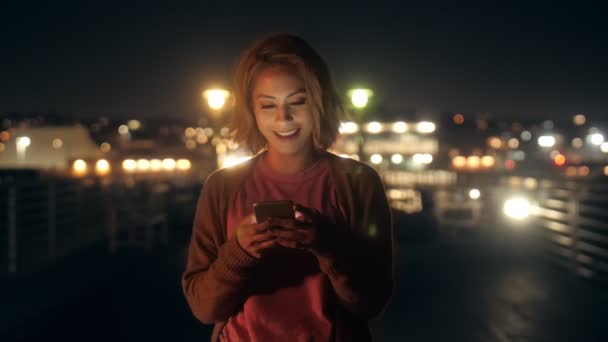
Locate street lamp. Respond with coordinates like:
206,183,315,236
16,136,31,163
348,89,373,109
203,88,230,112
347,88,373,163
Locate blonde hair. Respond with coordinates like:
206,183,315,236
230,33,343,154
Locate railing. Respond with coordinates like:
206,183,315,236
1,175,107,277
501,176,608,284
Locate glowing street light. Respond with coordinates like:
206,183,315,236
392,122,408,133
16,136,31,162
203,89,230,111
589,133,605,146
95,159,111,176
339,122,359,134
365,121,383,134
348,89,373,109
538,135,556,148
416,121,436,134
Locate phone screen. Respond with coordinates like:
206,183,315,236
253,200,294,223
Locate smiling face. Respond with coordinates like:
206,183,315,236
252,65,315,157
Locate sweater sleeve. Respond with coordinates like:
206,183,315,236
181,173,259,324
315,167,394,320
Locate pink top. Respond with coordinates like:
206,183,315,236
221,154,348,342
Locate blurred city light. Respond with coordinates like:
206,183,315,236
553,154,566,166
573,114,586,126
16,136,31,149
601,142,608,153
392,121,408,133
488,137,502,149
538,135,556,147
118,125,129,135
137,159,150,172
348,89,373,109
520,131,532,141
391,154,403,164
507,138,519,149
523,178,538,190
185,139,197,150
578,166,590,177
370,154,383,165
185,127,196,137
73,159,88,175
503,197,531,220
466,156,481,169
512,151,526,160
95,144,109,155
481,156,495,168
95,159,110,175
413,153,433,165
122,159,137,172
52,138,63,149
453,114,465,125
366,122,383,134
162,158,176,171
588,133,604,146
176,159,192,171
469,189,481,200
150,159,162,171
339,121,359,134
572,138,583,149
127,120,141,130
416,121,436,134
203,89,230,110
452,156,467,168
0,131,9,141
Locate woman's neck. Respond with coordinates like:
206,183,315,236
263,147,322,175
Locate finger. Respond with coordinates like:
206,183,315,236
241,213,257,225
267,218,297,229
252,220,270,233
271,229,301,240
276,239,299,249
254,239,278,251
250,231,276,244
293,204,316,223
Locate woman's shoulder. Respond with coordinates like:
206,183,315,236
326,151,381,182
204,156,259,191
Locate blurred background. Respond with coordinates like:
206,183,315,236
1,2,608,341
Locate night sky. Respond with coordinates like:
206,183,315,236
1,3,607,122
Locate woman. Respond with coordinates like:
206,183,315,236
182,33,394,341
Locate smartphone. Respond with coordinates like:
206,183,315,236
253,200,295,223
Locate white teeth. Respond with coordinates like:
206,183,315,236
275,129,298,137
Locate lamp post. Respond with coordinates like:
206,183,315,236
347,88,373,163
202,89,230,127
202,88,231,171
16,136,31,164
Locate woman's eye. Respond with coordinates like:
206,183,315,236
260,104,275,109
290,99,306,106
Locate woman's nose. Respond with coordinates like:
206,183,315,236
275,104,293,121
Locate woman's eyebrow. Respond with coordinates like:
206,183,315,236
256,89,306,99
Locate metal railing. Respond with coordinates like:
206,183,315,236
502,177,608,283
1,175,107,277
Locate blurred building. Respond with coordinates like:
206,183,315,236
0,125,101,170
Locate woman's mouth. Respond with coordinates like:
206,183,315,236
274,128,299,139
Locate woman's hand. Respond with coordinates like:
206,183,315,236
235,214,277,259
267,204,332,255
